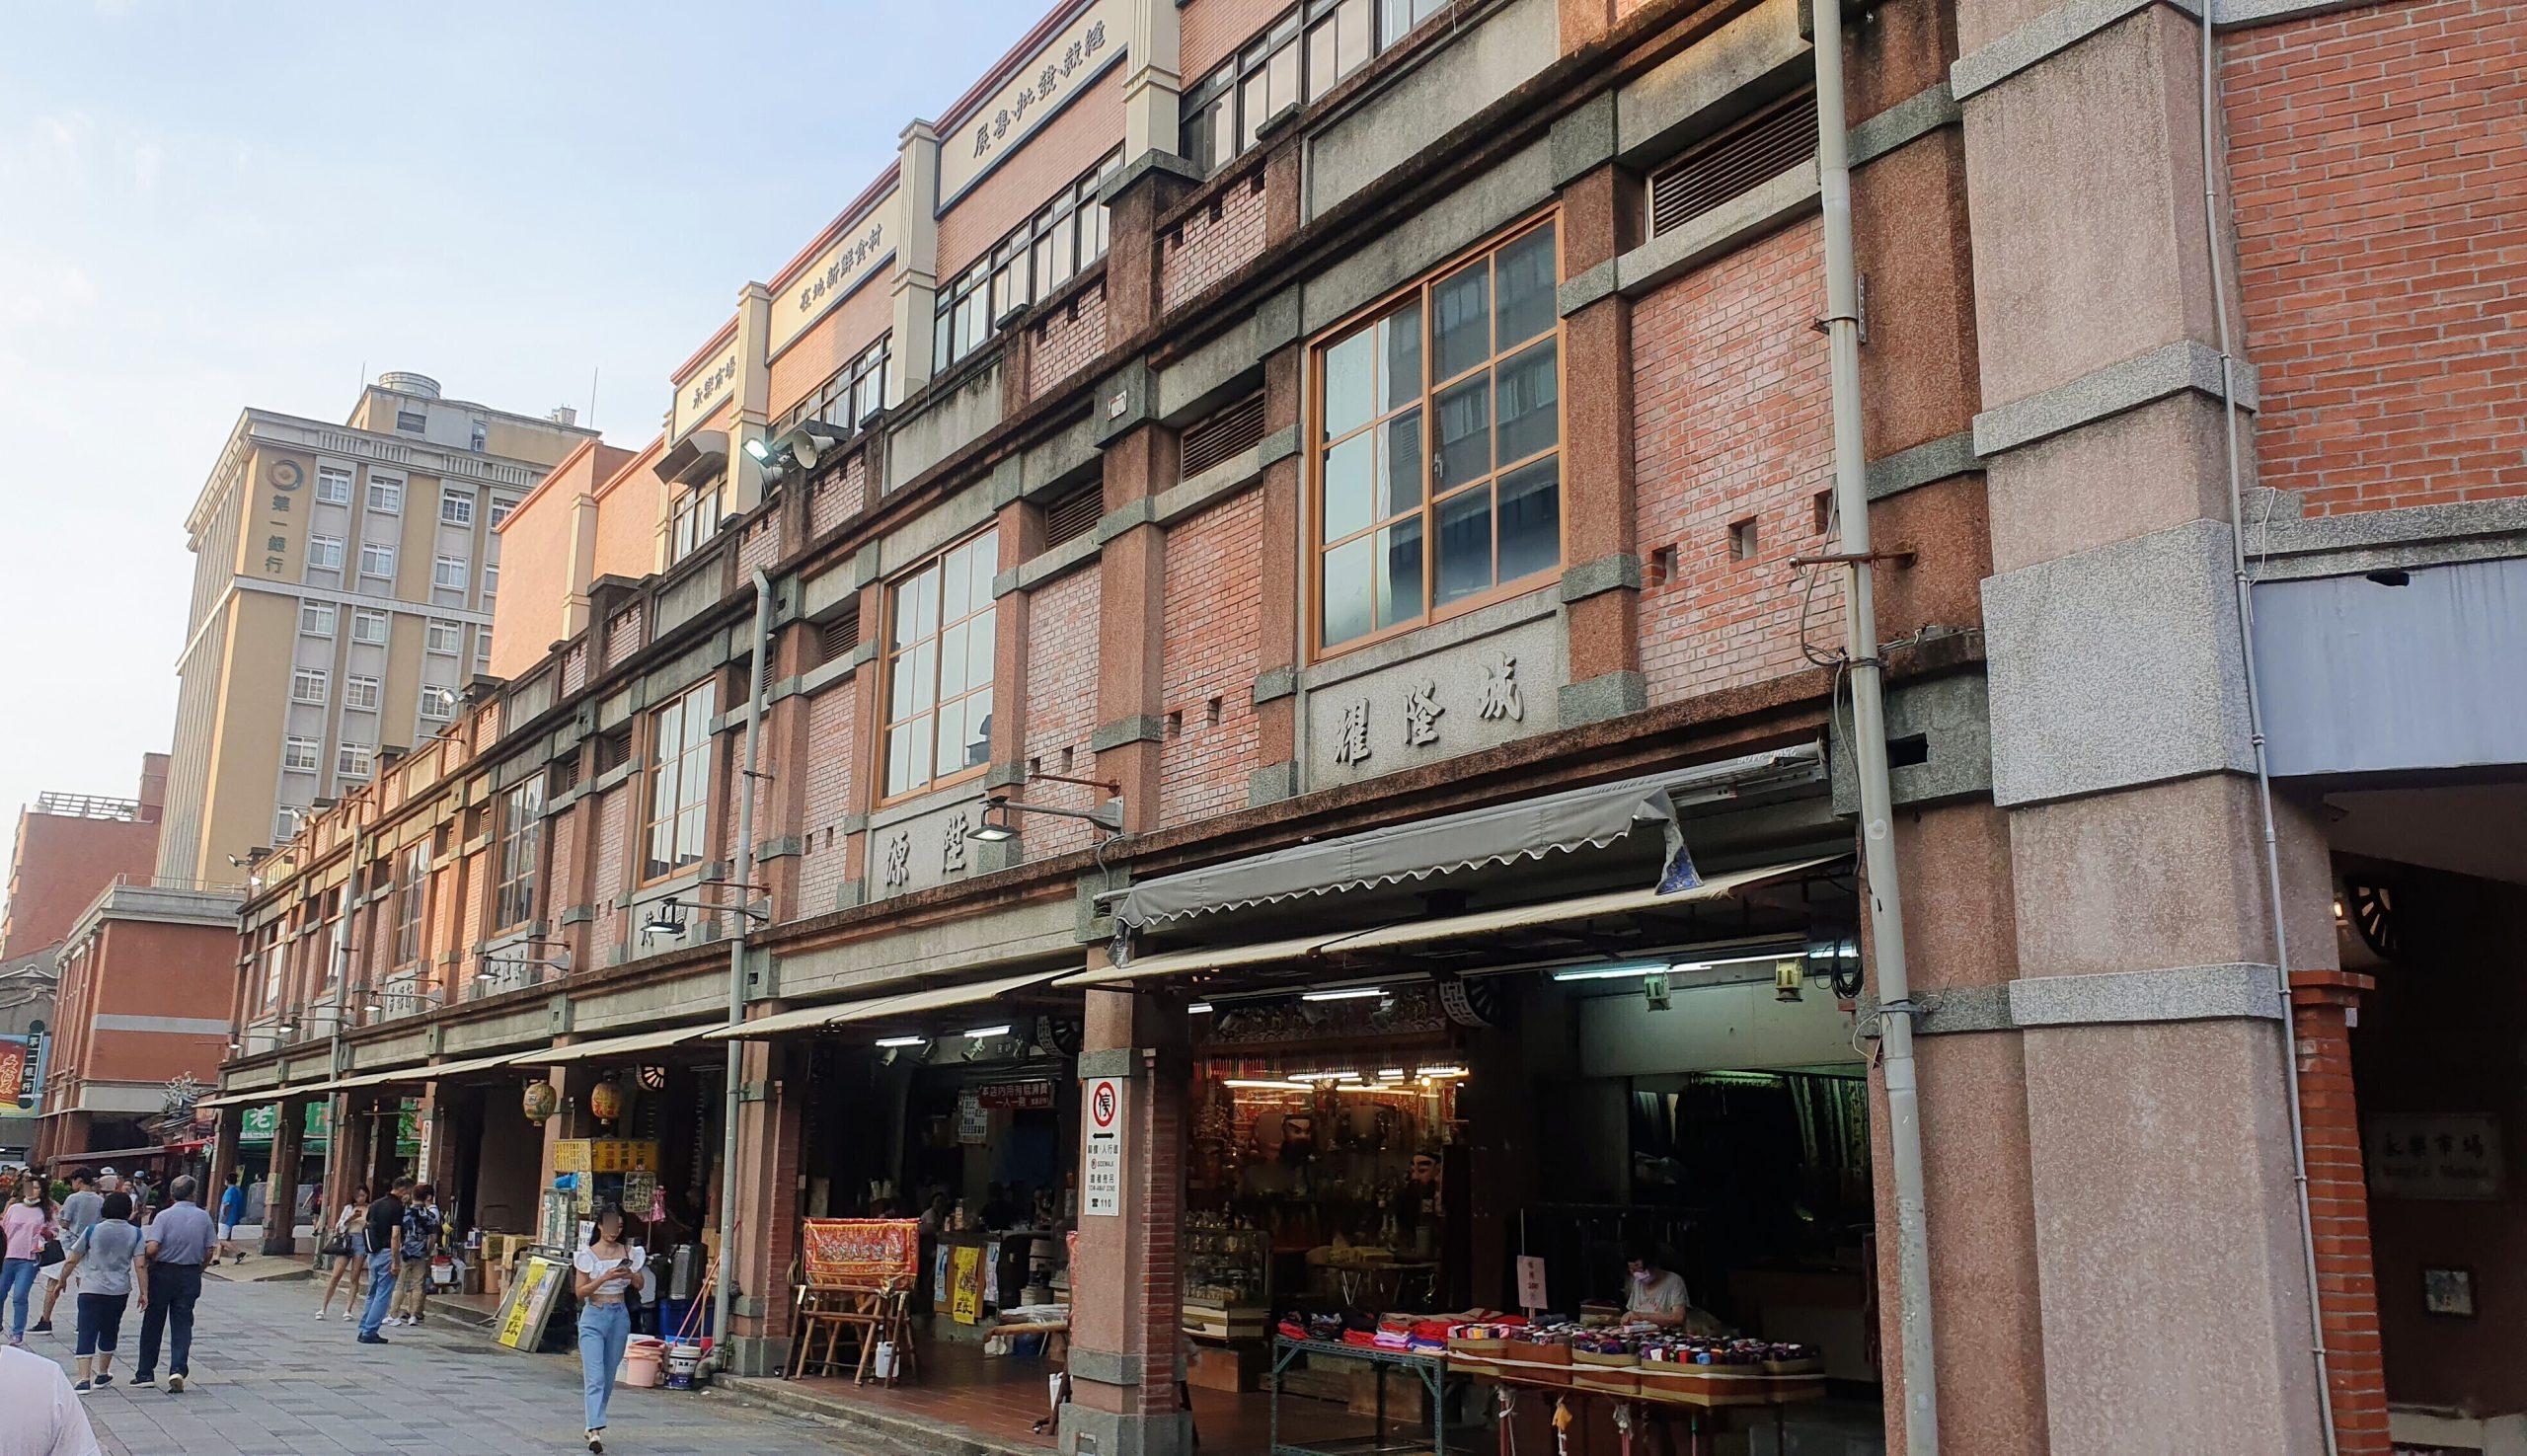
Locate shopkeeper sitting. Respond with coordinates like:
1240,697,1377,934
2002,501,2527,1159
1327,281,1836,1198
1623,1241,1692,1327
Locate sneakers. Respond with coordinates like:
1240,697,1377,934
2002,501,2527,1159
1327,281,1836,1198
342,1310,355,1322
31,1321,52,1335
94,1373,113,1387
357,1334,389,1345
72,1381,90,1394
167,1374,185,1394
129,1374,154,1387
586,1432,604,1454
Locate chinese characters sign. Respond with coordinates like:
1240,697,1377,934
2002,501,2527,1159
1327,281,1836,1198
258,453,306,577
768,189,903,358
672,338,740,442
938,0,1126,207
2369,1113,2502,1201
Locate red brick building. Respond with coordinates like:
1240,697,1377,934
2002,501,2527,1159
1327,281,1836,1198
206,0,2527,1452
0,756,167,961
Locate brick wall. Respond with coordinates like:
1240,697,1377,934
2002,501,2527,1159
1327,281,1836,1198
1030,281,1110,400
738,511,786,576
937,65,1126,280
605,605,644,669
591,786,628,954
548,805,578,917
798,686,858,915
2227,0,2527,515
1161,170,1268,313
1021,564,1103,857
563,644,587,696
1159,491,1264,827
2292,969,2390,1456
809,456,867,538
1632,216,1844,707
1182,0,1289,80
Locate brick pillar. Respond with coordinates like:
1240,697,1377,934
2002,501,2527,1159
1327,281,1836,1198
263,1096,307,1255
1061,985,1190,1456
727,1036,804,1375
1251,344,1304,798
1093,419,1179,832
2292,969,2389,1456
1553,162,1642,723
1103,157,1198,344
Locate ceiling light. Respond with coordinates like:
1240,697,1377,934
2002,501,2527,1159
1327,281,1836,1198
1376,1069,1405,1080
875,1035,926,1048
1187,1003,1214,1015
1221,1079,1313,1091
961,1025,1012,1039
1669,951,1811,974
1550,961,1676,982
1301,987,1387,1002
1416,1066,1469,1079
742,437,771,462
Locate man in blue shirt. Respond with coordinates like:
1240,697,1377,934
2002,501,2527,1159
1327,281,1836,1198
129,1177,215,1394
215,1175,248,1264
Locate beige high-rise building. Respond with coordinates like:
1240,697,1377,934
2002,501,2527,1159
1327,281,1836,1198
157,372,595,884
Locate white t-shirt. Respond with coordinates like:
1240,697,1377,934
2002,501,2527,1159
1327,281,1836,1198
0,1346,102,1456
574,1246,647,1298
1627,1268,1691,1321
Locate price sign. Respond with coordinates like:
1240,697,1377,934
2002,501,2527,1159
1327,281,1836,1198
1515,1255,1548,1313
1083,1075,1123,1217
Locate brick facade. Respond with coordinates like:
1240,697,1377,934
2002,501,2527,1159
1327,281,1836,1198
2293,969,2390,1456
1632,217,1844,707
2227,0,2527,515
809,456,867,538
1160,170,1268,313
1021,564,1103,857
1030,280,1111,400
798,685,859,914
1157,490,1265,827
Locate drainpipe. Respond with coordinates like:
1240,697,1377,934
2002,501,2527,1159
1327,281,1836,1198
1810,4,1940,1451
325,819,366,1215
711,568,776,1371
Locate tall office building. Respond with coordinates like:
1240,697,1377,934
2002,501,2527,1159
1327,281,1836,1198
157,373,595,884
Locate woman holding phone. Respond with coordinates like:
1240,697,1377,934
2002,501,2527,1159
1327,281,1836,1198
572,1203,644,1453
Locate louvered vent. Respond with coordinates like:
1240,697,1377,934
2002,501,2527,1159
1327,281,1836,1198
1042,483,1104,550
593,730,631,776
1648,93,1818,239
816,603,863,667
1179,392,1266,479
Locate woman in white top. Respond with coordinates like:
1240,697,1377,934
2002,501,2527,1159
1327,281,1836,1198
572,1203,646,1454
315,1186,370,1322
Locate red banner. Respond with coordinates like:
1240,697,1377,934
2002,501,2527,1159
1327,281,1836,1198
976,1079,1054,1110
800,1218,921,1291
0,1042,27,1107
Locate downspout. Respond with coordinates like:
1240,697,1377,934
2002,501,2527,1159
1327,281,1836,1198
326,819,366,1211
1810,5,1940,1451
711,568,776,1371
2196,13,2342,1453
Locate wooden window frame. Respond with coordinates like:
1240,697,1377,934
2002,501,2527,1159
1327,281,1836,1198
494,776,544,931
642,678,719,883
877,526,1000,805
669,479,725,565
1306,213,1566,660
392,841,428,971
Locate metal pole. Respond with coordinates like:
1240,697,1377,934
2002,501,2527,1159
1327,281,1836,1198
325,820,365,1222
1811,4,1939,1449
711,569,776,1370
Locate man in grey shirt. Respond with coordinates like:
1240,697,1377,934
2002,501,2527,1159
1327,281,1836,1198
35,1171,102,1336
129,1178,214,1394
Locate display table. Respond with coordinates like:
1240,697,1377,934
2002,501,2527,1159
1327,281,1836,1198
1270,1336,1465,1456
1451,1355,1824,1456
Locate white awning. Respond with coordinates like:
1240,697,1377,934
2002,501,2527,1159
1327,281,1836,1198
335,1049,530,1091
705,966,1077,1041
1109,745,1822,931
541,1023,720,1064
1058,857,1845,987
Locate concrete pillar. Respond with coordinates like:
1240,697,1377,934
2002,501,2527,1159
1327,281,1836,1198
1061,986,1190,1456
1120,0,1182,162
729,282,774,514
891,122,944,398
1553,163,1641,717
263,1097,307,1255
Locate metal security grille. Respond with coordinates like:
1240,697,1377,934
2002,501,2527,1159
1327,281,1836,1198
1179,392,1266,478
1648,92,1818,239
1042,483,1104,549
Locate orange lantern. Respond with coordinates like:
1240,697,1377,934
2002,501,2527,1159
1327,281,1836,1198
588,1078,625,1123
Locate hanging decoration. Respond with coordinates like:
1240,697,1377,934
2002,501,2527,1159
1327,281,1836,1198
521,1080,561,1124
588,1078,625,1123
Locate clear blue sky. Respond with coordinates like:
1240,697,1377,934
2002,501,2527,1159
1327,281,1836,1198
0,0,1051,882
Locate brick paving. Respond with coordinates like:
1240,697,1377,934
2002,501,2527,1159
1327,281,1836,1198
30,1271,854,1456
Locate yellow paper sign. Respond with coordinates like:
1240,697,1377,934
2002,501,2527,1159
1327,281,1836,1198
498,1257,562,1350
950,1245,984,1325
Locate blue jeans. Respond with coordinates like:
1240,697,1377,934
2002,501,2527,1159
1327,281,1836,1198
577,1300,631,1430
133,1264,199,1380
357,1249,398,1337
0,1259,35,1338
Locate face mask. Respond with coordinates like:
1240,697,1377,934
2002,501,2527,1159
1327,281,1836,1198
1634,1269,1656,1286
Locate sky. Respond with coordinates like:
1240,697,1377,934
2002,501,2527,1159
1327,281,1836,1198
0,0,1050,887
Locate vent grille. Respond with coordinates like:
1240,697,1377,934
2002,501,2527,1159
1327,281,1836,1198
1179,393,1266,479
593,731,631,777
1648,93,1818,240
816,604,863,667
1042,484,1104,550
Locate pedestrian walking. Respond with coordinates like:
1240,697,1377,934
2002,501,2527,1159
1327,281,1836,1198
60,1192,139,1394
355,1178,410,1344
0,1343,102,1456
128,1175,214,1394
315,1185,369,1322
215,1174,248,1264
1,1178,55,1345
387,1183,442,1327
36,1171,101,1337
573,1203,644,1455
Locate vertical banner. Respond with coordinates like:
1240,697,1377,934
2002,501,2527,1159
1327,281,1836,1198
950,1244,984,1324
20,1022,42,1111
1083,1075,1123,1217
0,1040,27,1110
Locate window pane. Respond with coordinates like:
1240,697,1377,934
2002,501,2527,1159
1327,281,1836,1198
1433,372,1492,492
1493,225,1557,349
1323,432,1375,543
1338,0,1370,77
1321,535,1374,648
1496,456,1562,585
887,717,924,797
905,641,938,714
965,530,1000,599
1381,409,1423,519
934,697,967,779
1241,70,1269,151
1495,338,1560,463
910,569,941,641
960,688,993,770
693,681,717,728
940,621,970,697
943,551,973,623
1431,259,1491,381
1267,39,1300,118
1206,93,1235,170
1323,327,1376,439
889,651,920,719
655,701,684,759
1377,517,1422,629
677,803,706,864
967,615,995,690
1434,482,1494,607
1382,302,1422,414
1307,19,1337,102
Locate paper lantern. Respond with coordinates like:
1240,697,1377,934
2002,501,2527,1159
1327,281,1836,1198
588,1079,625,1122
521,1080,560,1123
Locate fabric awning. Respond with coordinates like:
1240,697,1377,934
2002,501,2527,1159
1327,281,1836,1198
541,1023,720,1064
706,966,1077,1041
1110,745,1822,931
1060,856,1844,987
198,1087,291,1110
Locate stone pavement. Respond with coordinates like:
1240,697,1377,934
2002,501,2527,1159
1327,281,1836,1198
27,1271,857,1456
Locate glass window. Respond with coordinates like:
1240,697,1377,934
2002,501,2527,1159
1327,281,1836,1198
441,490,476,526
433,555,469,591
670,480,723,564
777,335,894,433
351,608,390,645
932,151,1120,374
367,477,403,513
359,542,396,578
337,743,373,779
393,842,427,966
307,536,344,573
425,620,462,654
284,737,321,772
419,685,456,721
316,467,352,505
1313,219,1561,651
881,528,998,800
644,679,718,881
291,668,329,703
489,496,519,528
300,602,337,637
495,777,544,929
345,675,381,712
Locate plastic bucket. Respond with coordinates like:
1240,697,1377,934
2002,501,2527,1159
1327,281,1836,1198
621,1339,665,1388
663,1341,706,1390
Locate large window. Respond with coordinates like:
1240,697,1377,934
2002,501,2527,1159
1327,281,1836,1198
359,542,396,579
300,602,336,637
292,668,330,703
778,336,892,433
393,842,428,968
307,536,344,573
933,151,1122,375
494,777,544,929
316,467,352,505
1312,219,1561,651
1181,0,1383,173
669,479,724,565
644,679,718,881
881,528,997,800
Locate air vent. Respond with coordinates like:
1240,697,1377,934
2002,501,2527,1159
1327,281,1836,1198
593,730,632,777
1648,93,1818,240
1180,393,1266,479
548,756,581,799
1042,484,1104,550
816,604,863,667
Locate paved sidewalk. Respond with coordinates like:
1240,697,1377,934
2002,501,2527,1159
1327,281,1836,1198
27,1271,856,1456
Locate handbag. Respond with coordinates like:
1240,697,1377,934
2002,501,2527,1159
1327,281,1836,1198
36,1236,62,1269
321,1230,352,1258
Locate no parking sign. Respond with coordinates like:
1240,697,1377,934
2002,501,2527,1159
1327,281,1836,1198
1083,1075,1123,1217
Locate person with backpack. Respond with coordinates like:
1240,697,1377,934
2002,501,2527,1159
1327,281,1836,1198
386,1184,442,1327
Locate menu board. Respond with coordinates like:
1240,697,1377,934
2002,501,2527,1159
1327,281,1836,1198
801,1218,922,1291
496,1255,566,1352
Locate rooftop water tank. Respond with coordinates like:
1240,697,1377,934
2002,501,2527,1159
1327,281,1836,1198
378,371,441,400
